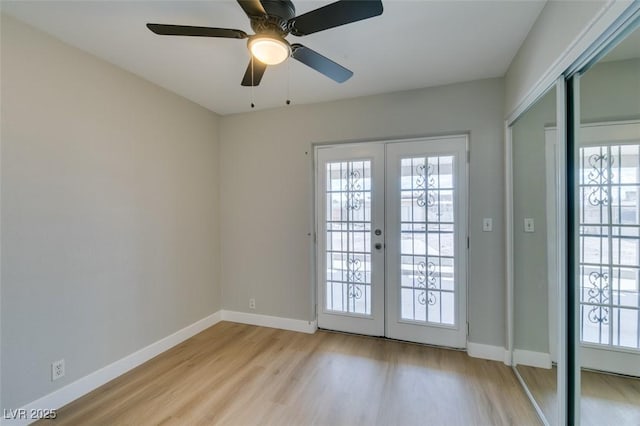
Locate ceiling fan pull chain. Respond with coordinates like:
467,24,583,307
251,56,255,108
286,58,291,106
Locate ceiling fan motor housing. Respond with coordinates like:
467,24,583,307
249,0,296,36
250,15,289,37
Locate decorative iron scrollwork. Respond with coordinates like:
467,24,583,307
587,306,609,325
347,284,363,300
345,169,362,210
347,257,363,300
415,163,436,208
416,260,437,306
417,261,437,288
417,290,437,306
586,153,614,206
587,271,609,324
347,258,362,283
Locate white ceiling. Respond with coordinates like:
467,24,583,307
1,0,546,115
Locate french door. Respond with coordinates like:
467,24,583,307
316,136,468,348
315,143,385,335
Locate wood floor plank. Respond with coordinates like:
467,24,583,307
38,322,541,425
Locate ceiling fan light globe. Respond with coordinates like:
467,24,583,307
249,36,290,65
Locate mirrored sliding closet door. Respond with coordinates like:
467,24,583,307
510,6,640,425
569,14,640,426
510,83,562,426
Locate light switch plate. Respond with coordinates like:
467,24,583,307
524,218,535,233
482,218,493,232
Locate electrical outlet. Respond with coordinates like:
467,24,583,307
249,298,256,309
51,359,65,381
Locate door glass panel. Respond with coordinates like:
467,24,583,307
399,155,456,325
325,160,372,315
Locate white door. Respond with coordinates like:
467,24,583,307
386,136,468,347
316,143,385,335
315,136,468,348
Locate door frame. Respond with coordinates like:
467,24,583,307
312,134,470,348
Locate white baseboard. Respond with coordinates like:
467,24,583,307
467,344,552,369
2,311,223,426
467,342,509,363
582,345,640,376
503,349,513,366
221,310,317,334
513,349,552,369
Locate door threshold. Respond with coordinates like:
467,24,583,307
317,327,466,352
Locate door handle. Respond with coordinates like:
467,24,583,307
375,243,383,250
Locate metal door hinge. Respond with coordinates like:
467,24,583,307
466,322,470,336
467,237,470,249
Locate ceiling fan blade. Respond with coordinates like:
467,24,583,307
146,24,247,39
241,58,268,86
289,0,383,36
236,0,267,18
291,44,353,83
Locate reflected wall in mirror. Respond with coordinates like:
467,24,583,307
512,85,558,425
574,22,640,426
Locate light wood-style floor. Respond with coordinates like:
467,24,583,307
40,322,540,426
517,365,640,425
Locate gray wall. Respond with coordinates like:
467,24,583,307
581,58,640,122
512,88,556,353
1,15,221,409
220,78,507,347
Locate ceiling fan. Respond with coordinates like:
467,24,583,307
147,0,383,87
